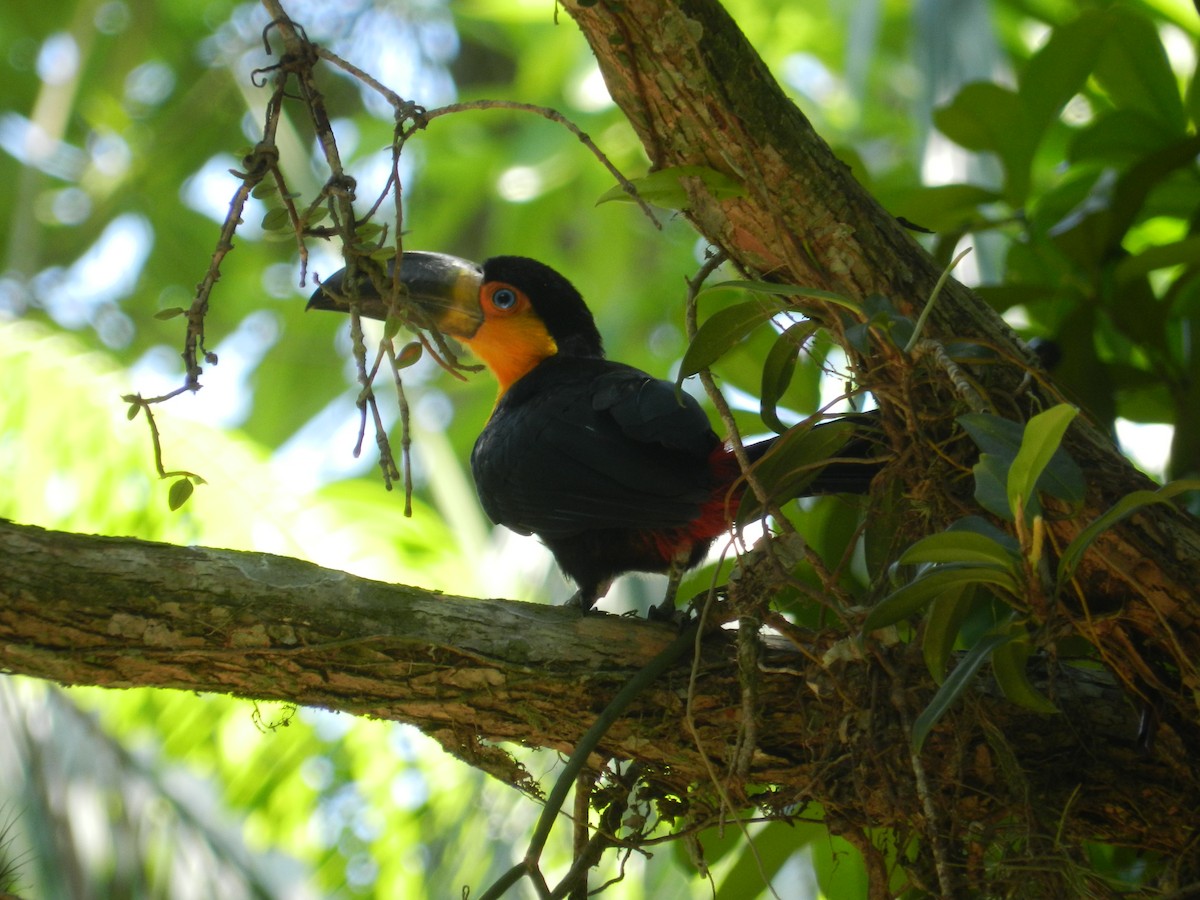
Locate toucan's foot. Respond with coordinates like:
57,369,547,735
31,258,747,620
647,568,684,623
562,590,589,612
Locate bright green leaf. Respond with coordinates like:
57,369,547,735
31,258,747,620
168,478,194,511
1007,404,1079,523
383,314,404,341
153,307,186,321
596,165,744,208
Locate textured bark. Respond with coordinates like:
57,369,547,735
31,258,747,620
2,520,1193,873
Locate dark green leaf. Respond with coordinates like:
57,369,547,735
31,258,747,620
736,419,855,523
696,279,858,310
991,631,1058,713
934,83,1032,203
883,184,1002,234
304,206,330,227
922,583,977,683
1094,8,1186,134
1069,110,1181,164
676,298,789,381
1115,236,1200,283
913,631,1012,751
972,453,1017,521
759,321,817,434
959,413,1085,509
1018,11,1109,135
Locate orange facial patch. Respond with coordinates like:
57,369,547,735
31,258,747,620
462,282,559,396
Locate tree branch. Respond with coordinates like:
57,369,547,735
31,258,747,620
2,519,1195,866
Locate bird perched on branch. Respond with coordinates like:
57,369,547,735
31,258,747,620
309,252,879,612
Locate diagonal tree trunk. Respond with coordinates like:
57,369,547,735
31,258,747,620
564,0,1200,760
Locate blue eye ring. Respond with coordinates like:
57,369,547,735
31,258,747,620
492,288,518,310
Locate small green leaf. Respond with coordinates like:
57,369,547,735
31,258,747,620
991,632,1058,713
168,478,194,511
863,565,1020,632
1007,404,1078,523
153,307,186,321
899,531,1020,568
759,322,817,434
261,207,290,231
913,631,1012,751
393,341,423,369
596,165,744,208
677,298,789,382
1057,479,1200,586
126,403,140,421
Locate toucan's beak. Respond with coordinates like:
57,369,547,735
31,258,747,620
307,251,485,339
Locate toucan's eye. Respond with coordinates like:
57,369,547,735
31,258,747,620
492,288,518,310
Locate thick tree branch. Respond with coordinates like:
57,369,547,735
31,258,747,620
2,519,1195,869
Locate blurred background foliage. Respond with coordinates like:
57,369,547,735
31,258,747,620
1,0,1197,896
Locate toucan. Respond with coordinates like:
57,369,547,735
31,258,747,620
308,252,880,612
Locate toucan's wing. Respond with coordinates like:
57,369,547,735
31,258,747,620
470,358,719,539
